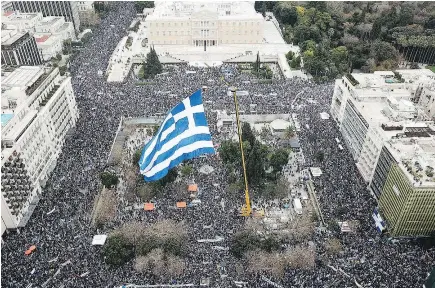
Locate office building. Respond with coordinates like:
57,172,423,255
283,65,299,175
145,1,264,46
1,30,43,66
330,70,435,186
1,66,79,235
1,1,13,13
11,1,80,32
377,137,435,236
2,11,75,61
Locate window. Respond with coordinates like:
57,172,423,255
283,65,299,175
169,31,171,36
162,23,164,27
163,31,166,36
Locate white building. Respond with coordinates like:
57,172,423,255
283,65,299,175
330,69,435,187
2,11,76,61
77,1,94,11
1,66,79,235
34,34,62,61
145,1,264,46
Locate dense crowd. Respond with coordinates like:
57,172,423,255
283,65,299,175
1,2,433,288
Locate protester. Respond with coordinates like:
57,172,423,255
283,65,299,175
1,2,433,287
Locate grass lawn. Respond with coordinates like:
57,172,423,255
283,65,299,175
426,66,435,73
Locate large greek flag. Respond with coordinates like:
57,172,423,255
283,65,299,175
138,89,215,181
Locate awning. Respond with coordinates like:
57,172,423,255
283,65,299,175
92,235,107,246
25,245,36,255
177,202,187,208
188,184,198,192
144,203,155,211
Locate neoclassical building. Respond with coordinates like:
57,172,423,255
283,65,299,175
145,1,264,47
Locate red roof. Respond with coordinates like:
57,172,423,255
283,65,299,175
35,35,50,43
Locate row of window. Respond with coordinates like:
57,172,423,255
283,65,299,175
151,39,262,45
150,30,261,37
149,21,261,28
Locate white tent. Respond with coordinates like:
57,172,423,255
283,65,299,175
92,235,107,246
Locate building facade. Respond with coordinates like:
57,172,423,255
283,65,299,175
1,66,79,235
145,1,264,46
331,70,435,185
378,138,435,236
1,30,43,66
11,1,80,32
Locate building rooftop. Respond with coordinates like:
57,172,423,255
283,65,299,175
35,34,50,43
386,136,435,187
1,31,26,45
1,66,44,89
38,16,63,26
1,114,14,127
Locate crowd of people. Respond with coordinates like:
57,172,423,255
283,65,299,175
1,2,433,288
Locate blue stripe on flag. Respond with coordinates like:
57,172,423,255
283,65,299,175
193,112,208,127
189,90,202,106
144,147,215,181
153,134,212,165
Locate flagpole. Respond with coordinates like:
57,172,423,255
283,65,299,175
229,86,251,217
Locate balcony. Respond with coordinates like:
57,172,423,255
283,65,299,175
40,85,60,107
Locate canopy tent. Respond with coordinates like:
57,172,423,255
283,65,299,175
92,235,107,246
144,203,155,211
25,245,36,255
177,202,187,208
188,184,198,192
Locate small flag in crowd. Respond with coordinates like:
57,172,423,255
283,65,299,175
138,89,215,181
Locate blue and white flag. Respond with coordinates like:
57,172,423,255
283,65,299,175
138,89,215,181
372,208,386,233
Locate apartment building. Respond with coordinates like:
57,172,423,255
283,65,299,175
11,1,80,32
1,66,79,235
145,1,264,46
2,11,75,61
331,70,435,186
377,137,435,236
1,30,43,66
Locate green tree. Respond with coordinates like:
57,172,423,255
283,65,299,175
370,40,399,65
100,171,119,188
284,125,295,139
103,234,135,266
229,231,259,258
133,149,142,165
261,1,266,18
246,142,266,186
134,1,154,13
286,50,295,61
180,164,193,177
371,18,382,40
219,140,241,165
242,122,256,147
144,46,162,79
155,167,178,187
270,148,289,176
315,151,324,163
290,56,301,68
397,5,413,27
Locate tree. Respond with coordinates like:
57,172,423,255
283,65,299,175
219,140,241,165
134,1,154,13
133,149,142,165
371,18,382,40
144,46,162,79
246,142,266,186
100,171,119,188
370,40,399,65
290,56,301,68
103,234,135,266
180,164,193,177
261,1,266,18
270,149,289,176
397,5,414,27
155,167,177,187
315,151,324,163
56,53,62,61
284,125,295,139
242,122,256,147
286,50,295,61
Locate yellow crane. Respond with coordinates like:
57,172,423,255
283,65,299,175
228,86,252,217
